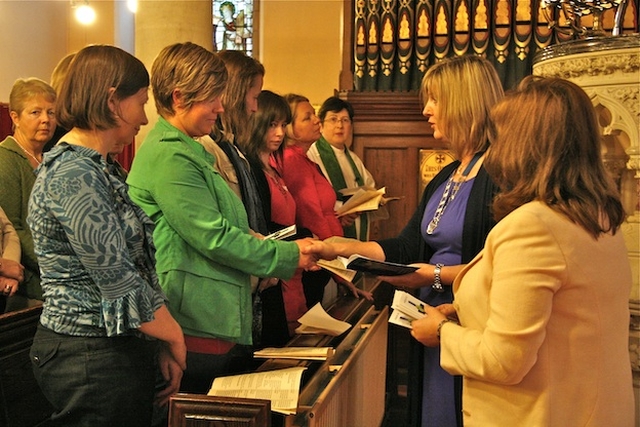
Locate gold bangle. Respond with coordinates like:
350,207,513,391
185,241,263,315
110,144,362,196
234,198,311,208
436,318,454,341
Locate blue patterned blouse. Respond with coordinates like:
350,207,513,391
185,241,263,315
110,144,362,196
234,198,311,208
27,143,166,337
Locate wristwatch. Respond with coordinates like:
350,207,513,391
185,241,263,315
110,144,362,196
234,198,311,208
432,263,444,292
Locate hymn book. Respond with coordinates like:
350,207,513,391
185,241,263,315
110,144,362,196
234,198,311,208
335,186,401,217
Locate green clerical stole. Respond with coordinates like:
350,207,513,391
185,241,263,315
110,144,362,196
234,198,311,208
315,137,369,241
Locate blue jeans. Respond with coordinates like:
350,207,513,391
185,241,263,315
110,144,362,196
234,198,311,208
30,325,157,427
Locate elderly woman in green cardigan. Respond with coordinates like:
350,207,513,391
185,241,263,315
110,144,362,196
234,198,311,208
127,42,329,394
0,78,57,309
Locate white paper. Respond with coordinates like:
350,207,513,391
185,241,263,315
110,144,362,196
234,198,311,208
208,367,307,415
390,290,426,329
295,303,352,336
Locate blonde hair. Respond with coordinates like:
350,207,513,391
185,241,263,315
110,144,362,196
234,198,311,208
283,93,310,146
50,52,76,95
484,76,625,237
151,42,227,118
9,78,56,116
421,55,504,158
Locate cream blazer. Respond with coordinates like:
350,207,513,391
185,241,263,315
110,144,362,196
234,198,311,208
441,201,634,426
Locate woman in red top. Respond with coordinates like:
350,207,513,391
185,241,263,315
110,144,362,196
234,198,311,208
280,94,343,240
280,94,364,307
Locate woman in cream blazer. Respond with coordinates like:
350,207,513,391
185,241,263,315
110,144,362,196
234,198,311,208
411,76,635,426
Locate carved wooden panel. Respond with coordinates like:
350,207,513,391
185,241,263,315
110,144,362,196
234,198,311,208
341,91,441,240
169,394,271,427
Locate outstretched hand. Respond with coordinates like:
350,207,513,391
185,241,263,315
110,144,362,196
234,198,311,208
378,263,432,289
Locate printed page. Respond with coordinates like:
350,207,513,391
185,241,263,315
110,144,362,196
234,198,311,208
208,366,307,415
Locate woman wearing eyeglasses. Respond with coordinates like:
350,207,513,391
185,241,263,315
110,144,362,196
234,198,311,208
307,97,379,241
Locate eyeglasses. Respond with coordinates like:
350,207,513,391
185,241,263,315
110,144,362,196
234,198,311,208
324,117,352,126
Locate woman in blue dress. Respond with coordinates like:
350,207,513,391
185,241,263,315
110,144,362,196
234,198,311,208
324,55,503,426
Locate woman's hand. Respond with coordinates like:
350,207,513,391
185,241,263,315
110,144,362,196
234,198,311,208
410,304,453,347
334,275,374,301
378,263,433,289
0,258,24,282
0,277,19,297
154,344,185,407
339,212,359,227
296,238,339,267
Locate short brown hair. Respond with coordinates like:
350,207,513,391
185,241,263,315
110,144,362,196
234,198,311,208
421,55,504,158
56,45,149,131
9,78,56,116
485,76,625,237
151,42,227,118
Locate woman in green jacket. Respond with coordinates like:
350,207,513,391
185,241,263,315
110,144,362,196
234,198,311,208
127,42,324,394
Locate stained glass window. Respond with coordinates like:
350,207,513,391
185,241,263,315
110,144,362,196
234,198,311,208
213,0,254,56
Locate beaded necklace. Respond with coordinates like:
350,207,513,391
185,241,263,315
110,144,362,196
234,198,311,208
14,138,42,166
426,152,482,235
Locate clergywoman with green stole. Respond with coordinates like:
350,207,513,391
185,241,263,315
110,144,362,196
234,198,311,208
307,97,380,241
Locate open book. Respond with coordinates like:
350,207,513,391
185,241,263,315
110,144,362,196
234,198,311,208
389,290,426,329
336,187,401,217
294,303,352,336
316,258,358,282
208,366,306,415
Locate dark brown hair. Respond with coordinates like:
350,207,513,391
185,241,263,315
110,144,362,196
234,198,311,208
245,90,291,169
216,50,265,146
484,76,625,237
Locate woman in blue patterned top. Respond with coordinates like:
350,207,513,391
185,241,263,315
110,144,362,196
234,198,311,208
27,45,186,427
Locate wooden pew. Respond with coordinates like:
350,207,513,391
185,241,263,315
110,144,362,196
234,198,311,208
0,305,54,427
169,394,271,427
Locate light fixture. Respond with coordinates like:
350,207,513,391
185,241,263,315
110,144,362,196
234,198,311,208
72,1,96,26
127,0,138,14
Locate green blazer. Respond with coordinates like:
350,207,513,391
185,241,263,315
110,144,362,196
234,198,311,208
127,118,299,345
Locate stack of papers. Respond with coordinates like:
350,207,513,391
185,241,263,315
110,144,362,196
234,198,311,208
389,290,427,329
253,346,334,361
295,303,351,336
208,367,306,415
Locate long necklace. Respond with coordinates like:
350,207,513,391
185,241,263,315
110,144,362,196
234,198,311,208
14,138,42,166
426,152,482,235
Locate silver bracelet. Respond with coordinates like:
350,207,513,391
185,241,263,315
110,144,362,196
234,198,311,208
432,263,444,292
